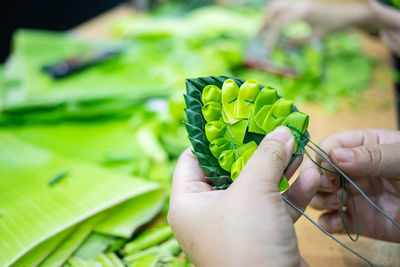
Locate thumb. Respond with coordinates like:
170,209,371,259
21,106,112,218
233,126,295,192
330,142,400,180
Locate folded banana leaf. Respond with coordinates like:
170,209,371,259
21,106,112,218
0,132,165,266
184,76,310,190
39,215,104,267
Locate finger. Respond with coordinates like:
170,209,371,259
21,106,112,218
314,129,382,173
317,129,400,157
301,155,322,174
369,0,400,30
284,167,320,222
317,171,340,193
171,148,214,197
318,210,356,234
330,143,400,180
232,126,294,193
310,190,348,211
284,154,303,180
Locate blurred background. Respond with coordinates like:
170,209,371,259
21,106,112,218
0,0,399,266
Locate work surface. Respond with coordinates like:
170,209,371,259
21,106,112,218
74,4,400,266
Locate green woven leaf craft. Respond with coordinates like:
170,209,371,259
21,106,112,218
184,76,310,191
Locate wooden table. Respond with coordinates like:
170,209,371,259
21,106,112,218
74,5,400,266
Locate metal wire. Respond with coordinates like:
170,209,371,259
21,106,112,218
282,195,374,267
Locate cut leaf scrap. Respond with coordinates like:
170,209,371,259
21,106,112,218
184,76,310,191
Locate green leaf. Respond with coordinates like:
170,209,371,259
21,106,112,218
0,132,163,266
67,257,102,267
95,188,166,238
249,87,278,134
122,225,174,255
11,227,74,267
261,98,293,132
185,108,205,129
73,233,113,261
221,79,240,124
235,79,259,119
202,85,222,104
202,102,222,123
39,215,104,267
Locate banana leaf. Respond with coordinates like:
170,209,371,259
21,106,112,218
10,226,75,267
73,233,114,261
95,189,166,238
39,215,104,267
5,119,145,168
0,132,164,266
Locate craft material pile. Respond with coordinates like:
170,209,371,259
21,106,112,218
0,5,376,267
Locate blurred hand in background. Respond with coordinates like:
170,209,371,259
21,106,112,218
261,0,375,44
370,0,400,56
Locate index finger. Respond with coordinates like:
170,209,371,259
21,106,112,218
171,148,214,198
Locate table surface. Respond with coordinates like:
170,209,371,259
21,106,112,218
74,4,400,266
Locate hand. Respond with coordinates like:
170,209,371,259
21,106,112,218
168,126,320,267
306,129,400,242
262,0,373,43
369,0,400,56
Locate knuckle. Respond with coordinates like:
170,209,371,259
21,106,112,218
260,139,287,163
359,146,383,168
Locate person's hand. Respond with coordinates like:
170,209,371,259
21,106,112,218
305,129,400,242
168,126,320,267
262,0,373,43
369,0,400,56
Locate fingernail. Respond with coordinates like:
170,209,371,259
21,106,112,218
267,126,292,143
332,148,354,163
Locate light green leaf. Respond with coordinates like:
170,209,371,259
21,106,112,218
0,132,163,266
39,215,105,267
95,188,166,238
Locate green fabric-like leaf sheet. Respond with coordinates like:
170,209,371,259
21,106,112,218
221,79,240,125
225,120,248,143
209,137,231,159
202,102,222,122
261,98,293,132
205,121,226,142
282,111,310,152
202,85,222,104
235,79,259,119
230,142,257,181
218,141,257,173
249,87,278,134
